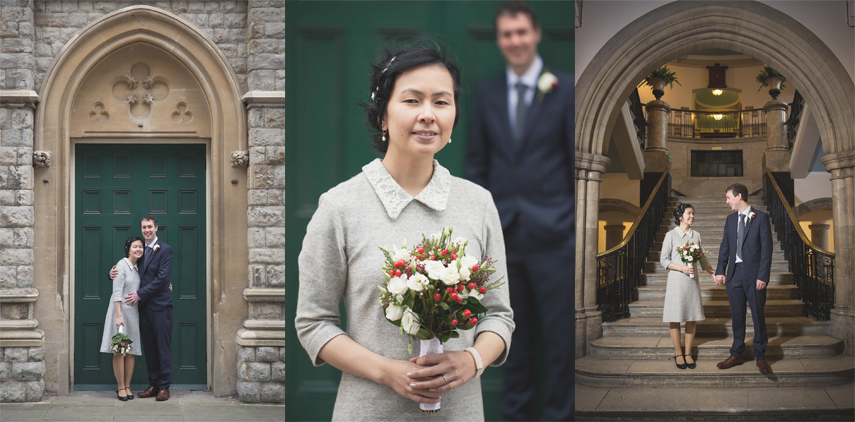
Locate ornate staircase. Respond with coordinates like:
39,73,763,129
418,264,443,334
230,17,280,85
576,196,854,419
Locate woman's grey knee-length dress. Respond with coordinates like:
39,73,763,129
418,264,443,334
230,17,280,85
99,257,142,355
660,227,709,323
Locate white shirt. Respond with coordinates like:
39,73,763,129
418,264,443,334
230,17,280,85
506,55,543,133
735,206,752,263
146,236,158,250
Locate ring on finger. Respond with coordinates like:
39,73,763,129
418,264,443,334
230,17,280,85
441,374,449,385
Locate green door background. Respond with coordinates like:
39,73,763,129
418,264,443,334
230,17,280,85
285,2,573,419
74,144,207,390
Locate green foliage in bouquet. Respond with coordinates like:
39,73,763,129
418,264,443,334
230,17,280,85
110,332,133,356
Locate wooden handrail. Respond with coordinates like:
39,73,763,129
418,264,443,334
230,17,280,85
597,170,669,257
764,168,834,256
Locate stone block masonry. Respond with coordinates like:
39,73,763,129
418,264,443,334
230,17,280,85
0,346,45,402
236,346,285,403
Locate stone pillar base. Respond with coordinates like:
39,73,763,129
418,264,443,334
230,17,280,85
830,307,855,356
236,331,285,404
0,331,46,402
584,308,603,356
763,150,791,172
643,150,672,173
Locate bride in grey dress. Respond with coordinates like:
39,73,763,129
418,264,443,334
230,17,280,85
100,237,143,400
661,204,714,369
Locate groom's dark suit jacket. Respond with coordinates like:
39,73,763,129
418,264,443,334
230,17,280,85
465,68,574,242
715,208,773,282
137,242,174,311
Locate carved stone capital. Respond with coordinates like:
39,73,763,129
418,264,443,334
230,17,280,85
231,150,249,167
575,151,610,176
821,151,855,174
33,151,51,167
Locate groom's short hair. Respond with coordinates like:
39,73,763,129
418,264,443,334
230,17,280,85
141,214,158,227
495,1,540,35
726,183,749,203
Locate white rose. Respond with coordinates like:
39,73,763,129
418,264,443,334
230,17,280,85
460,255,479,271
537,72,559,93
468,289,484,300
439,264,461,286
385,304,403,321
424,261,445,281
392,248,410,263
458,288,469,300
458,265,471,282
686,256,693,262
407,273,429,292
401,308,420,335
387,275,409,295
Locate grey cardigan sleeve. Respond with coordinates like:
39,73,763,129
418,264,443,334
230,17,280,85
660,231,674,270
295,193,349,367
111,260,127,303
474,193,515,366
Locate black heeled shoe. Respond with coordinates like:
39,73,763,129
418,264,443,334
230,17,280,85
674,355,687,370
125,387,134,400
684,354,696,369
115,390,128,401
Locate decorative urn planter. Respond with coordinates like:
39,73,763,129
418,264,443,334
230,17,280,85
765,75,784,100
650,77,667,100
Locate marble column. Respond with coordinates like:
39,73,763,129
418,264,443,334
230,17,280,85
644,100,671,172
763,99,790,172
821,151,855,356
604,222,626,250
575,151,610,357
808,223,831,250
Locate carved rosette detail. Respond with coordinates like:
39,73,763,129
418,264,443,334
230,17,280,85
33,151,51,167
111,62,169,119
231,150,249,167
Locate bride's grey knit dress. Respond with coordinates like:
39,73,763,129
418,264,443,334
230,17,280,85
660,227,709,323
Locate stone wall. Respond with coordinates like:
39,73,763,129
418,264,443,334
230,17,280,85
0,346,45,402
668,136,767,197
236,345,285,403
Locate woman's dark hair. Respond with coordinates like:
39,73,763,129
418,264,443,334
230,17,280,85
673,203,693,226
124,237,144,258
362,37,462,153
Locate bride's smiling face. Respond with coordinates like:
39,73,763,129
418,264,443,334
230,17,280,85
382,64,456,158
129,240,144,260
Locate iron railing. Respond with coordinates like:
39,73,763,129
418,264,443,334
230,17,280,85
666,109,766,138
787,90,805,149
596,171,671,322
764,169,835,320
629,89,647,150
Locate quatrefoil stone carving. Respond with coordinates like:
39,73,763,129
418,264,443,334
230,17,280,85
111,62,169,119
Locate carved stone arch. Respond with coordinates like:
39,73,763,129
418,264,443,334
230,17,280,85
576,1,855,157
598,198,641,218
33,6,247,395
794,197,834,218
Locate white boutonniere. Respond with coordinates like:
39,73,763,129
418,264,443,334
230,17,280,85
536,70,559,102
153,243,161,252
749,212,756,221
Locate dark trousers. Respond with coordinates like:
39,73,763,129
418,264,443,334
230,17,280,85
139,305,173,389
500,222,574,421
726,265,768,359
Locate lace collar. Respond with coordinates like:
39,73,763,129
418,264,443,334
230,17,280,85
362,158,451,220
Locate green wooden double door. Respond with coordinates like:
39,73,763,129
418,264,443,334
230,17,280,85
74,144,207,390
285,2,573,419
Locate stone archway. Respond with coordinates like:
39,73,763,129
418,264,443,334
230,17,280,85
575,1,855,357
33,6,248,395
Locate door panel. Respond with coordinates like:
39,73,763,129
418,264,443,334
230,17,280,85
74,144,207,389
286,2,573,419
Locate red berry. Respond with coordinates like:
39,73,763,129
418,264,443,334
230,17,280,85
430,256,435,260
451,292,459,300
389,269,395,276
468,283,476,290
479,287,487,294
452,254,457,260
456,297,463,303
472,265,479,272
395,270,402,276
418,247,424,254
470,317,478,325
441,249,448,256
457,285,465,292
446,287,455,294
452,319,458,326
434,293,441,301
463,309,472,318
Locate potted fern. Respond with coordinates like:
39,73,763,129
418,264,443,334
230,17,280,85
756,66,787,99
643,66,681,100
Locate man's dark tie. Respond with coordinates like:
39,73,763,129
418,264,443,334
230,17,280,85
144,246,152,269
736,214,745,262
514,82,529,144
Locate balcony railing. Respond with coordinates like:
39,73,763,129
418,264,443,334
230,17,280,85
666,109,766,139
596,171,670,322
765,169,835,320
787,90,805,149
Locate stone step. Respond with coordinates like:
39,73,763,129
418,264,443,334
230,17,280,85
642,259,789,272
575,354,855,388
589,335,845,360
628,299,804,318
602,316,829,337
638,271,793,286
635,285,799,301
654,232,782,245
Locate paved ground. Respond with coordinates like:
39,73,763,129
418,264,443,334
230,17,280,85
0,390,284,421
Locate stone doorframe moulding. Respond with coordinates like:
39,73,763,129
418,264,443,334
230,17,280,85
33,6,248,396
575,1,855,357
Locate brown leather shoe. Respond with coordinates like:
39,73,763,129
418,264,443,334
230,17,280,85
137,385,159,398
716,355,744,369
155,388,170,401
756,359,771,374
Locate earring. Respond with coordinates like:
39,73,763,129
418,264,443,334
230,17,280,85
448,138,452,143
381,130,387,142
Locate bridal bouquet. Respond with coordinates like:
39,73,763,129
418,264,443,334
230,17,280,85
677,241,704,264
378,226,504,413
110,326,133,356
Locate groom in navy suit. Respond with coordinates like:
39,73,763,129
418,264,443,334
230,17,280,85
114,214,174,400
714,183,773,374
465,2,573,420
